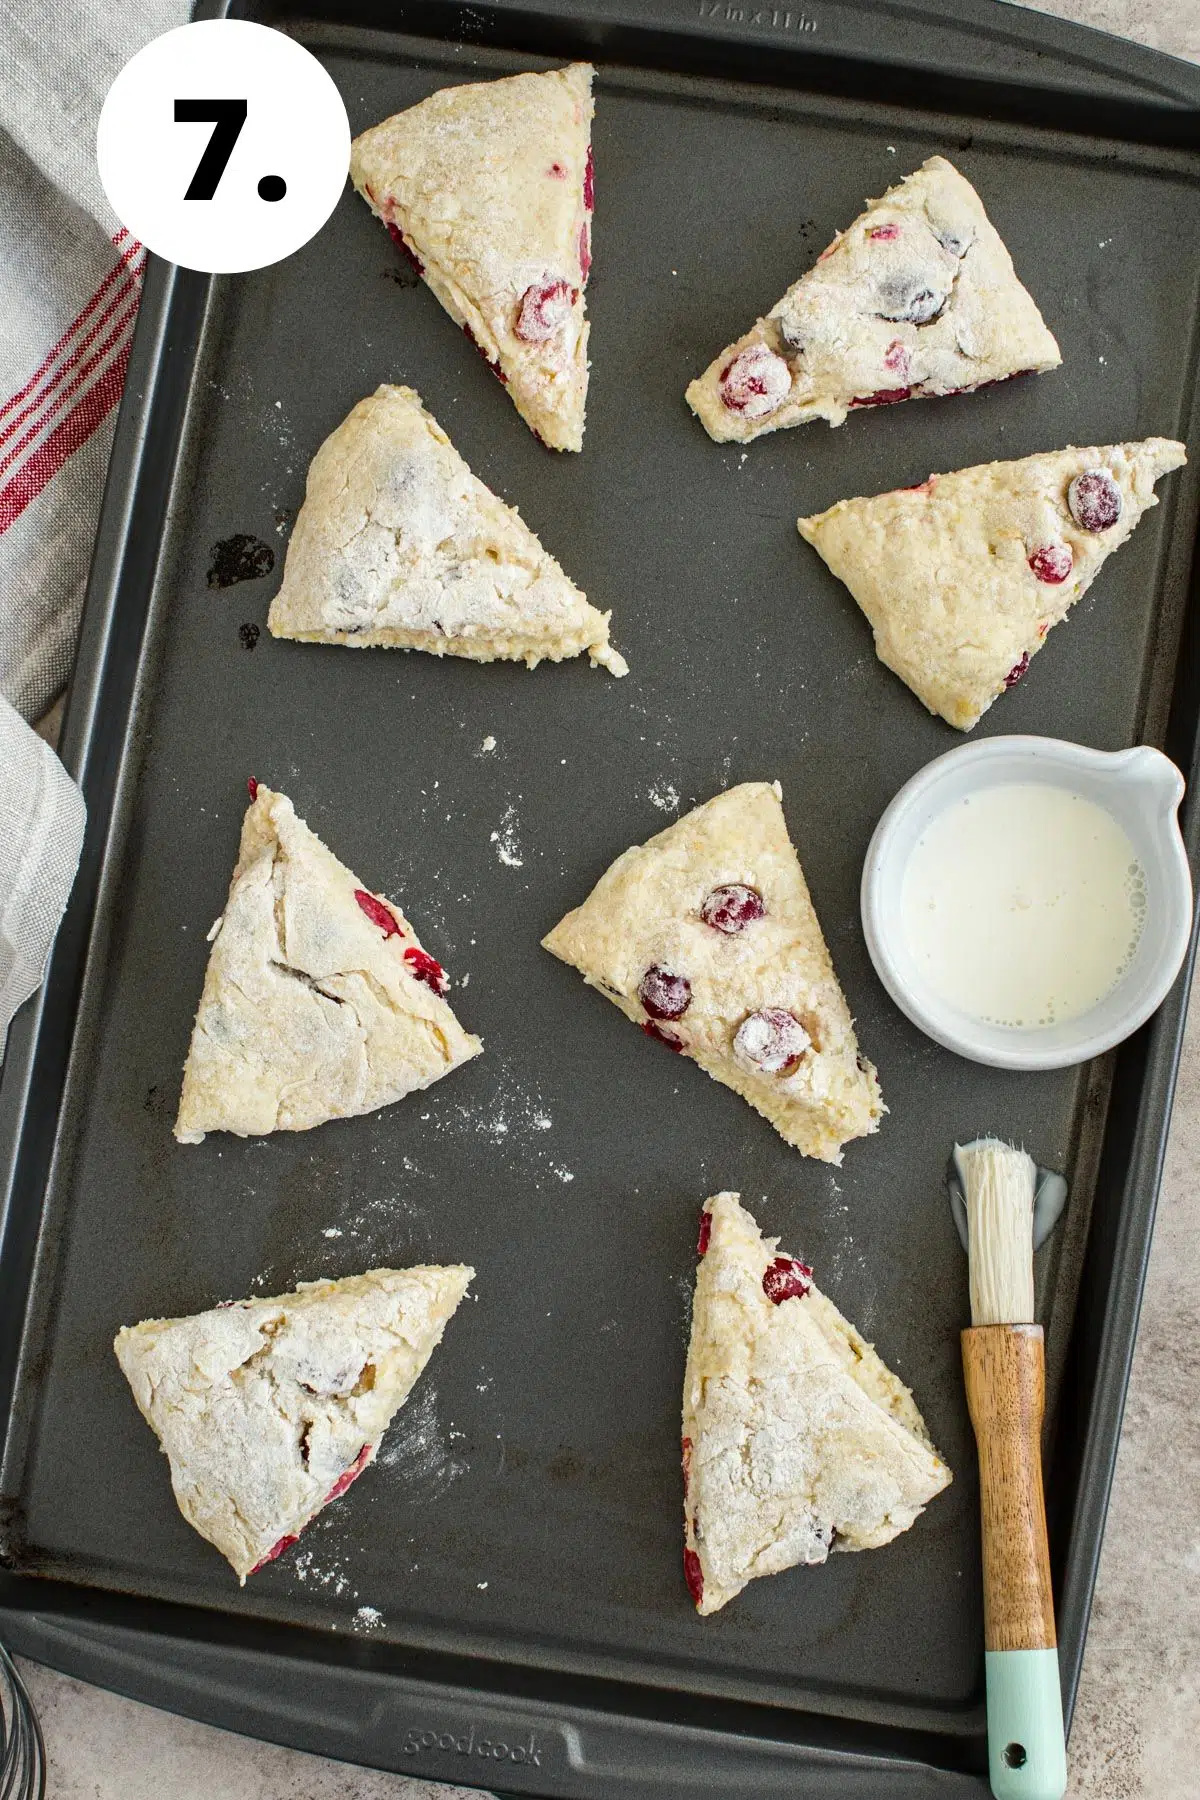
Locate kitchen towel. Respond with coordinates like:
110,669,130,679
0,1,184,1052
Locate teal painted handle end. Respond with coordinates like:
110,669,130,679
985,1649,1067,1800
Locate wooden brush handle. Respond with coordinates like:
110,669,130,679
961,1323,1056,1652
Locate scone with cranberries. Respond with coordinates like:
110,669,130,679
115,1265,472,1581
351,64,594,451
542,783,882,1163
268,386,624,672
175,781,481,1142
799,438,1186,729
687,156,1059,441
682,1194,950,1614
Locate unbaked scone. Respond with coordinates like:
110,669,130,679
683,1194,951,1615
267,386,625,674
174,782,482,1143
541,784,882,1163
798,437,1187,729
115,1264,473,1581
351,64,594,451
686,156,1060,442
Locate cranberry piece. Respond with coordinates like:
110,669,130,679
762,1255,813,1304
249,1530,300,1575
247,777,259,801
578,220,591,281
868,222,900,240
883,339,911,379
697,1209,712,1256
354,889,402,938
681,1435,693,1496
639,965,691,1020
734,1008,811,1074
1068,469,1122,532
901,477,934,494
718,345,791,418
876,274,948,325
642,1020,683,1052
516,278,574,343
404,944,448,996
850,384,914,408
548,160,566,179
583,143,595,211
683,1545,704,1606
324,1443,371,1503
701,883,766,934
1004,652,1031,688
1028,543,1073,584
386,221,424,276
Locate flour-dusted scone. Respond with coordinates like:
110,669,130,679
175,783,482,1143
682,1194,950,1615
799,438,1187,730
351,64,594,451
542,784,882,1163
267,386,625,674
115,1265,473,1581
687,156,1060,443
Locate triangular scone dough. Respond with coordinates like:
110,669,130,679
799,437,1186,730
683,1194,950,1615
542,783,882,1163
115,1265,473,1581
175,783,482,1143
686,156,1060,442
351,64,594,452
267,386,625,674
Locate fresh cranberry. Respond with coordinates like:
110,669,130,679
548,161,566,179
249,1530,300,1575
404,945,448,996
683,1545,704,1606
583,143,595,210
516,278,574,343
324,1443,371,1503
868,222,900,240
354,889,401,938
681,1435,693,1495
247,776,259,801
701,884,765,934
1068,469,1122,532
1028,544,1073,583
718,345,791,418
642,1020,683,1052
639,965,691,1020
901,477,934,494
876,275,948,325
697,1209,712,1256
734,1008,811,1073
883,339,911,379
762,1255,813,1304
460,322,508,384
386,221,424,276
578,220,591,281
850,384,914,408
1005,652,1031,688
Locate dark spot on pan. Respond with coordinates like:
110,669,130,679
238,622,260,651
207,534,275,589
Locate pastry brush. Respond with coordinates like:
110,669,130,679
952,1137,1068,1800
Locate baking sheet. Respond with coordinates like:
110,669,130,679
3,0,1200,1787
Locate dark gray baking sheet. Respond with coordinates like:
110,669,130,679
2,1,1200,1793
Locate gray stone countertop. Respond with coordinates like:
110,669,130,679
14,2,1200,1794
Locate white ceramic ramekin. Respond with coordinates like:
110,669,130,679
861,737,1194,1070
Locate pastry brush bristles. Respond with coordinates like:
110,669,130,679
956,1137,1037,1326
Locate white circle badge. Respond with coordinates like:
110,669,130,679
97,19,351,274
